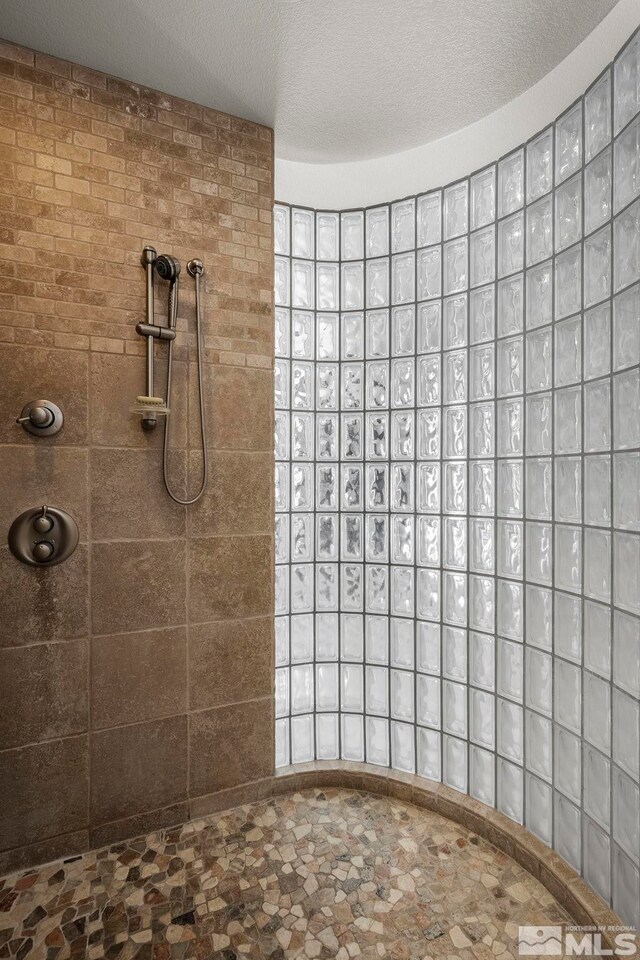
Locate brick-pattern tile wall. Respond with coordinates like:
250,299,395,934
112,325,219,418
0,38,275,874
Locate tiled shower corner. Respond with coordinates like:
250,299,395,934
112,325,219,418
273,31,640,927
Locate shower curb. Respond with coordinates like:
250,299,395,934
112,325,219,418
269,761,625,948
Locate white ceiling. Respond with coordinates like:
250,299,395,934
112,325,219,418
0,0,620,163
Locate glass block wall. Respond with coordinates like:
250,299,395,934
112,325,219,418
273,31,640,925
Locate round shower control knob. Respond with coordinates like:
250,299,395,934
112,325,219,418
32,541,54,562
16,400,64,437
33,511,54,534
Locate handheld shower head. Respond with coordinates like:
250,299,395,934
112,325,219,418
155,254,181,282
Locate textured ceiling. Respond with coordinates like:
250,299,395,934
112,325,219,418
0,0,620,162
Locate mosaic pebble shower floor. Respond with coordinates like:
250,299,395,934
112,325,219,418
0,789,574,960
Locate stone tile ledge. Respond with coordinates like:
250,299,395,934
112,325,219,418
271,761,624,946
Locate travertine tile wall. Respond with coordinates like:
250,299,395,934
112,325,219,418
0,39,274,873
274,30,640,927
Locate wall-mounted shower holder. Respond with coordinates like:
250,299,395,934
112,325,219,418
8,505,79,566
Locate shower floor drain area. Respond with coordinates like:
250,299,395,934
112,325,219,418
0,789,571,959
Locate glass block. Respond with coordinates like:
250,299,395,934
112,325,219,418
292,514,313,563
275,717,289,767
292,310,314,359
526,711,552,782
525,647,552,716
392,198,415,253
497,519,522,577
526,196,552,266
366,206,389,258
555,525,582,594
525,585,552,650
584,818,611,904
417,674,441,728
315,613,338,660
317,415,338,461
275,463,289,511
613,846,640,929
291,663,313,714
584,600,611,679
366,309,389,358
555,457,581,523
556,101,582,183
444,351,467,405
526,328,551,392
418,516,440,567
392,305,415,356
341,514,363,561
555,793,581,872
316,663,339,712
366,257,389,308
364,566,384,616
418,463,440,513
497,275,523,337
497,581,523,644
275,616,289,666
316,564,338,610
497,400,523,456
417,246,441,300
391,670,414,722
275,307,289,357
584,225,611,308
555,244,582,319
391,566,414,617
316,263,339,310
584,303,610,380
444,181,468,239
417,727,441,781
391,358,414,408
555,724,582,802
526,261,552,329
470,403,495,458
498,699,523,763
470,746,495,806
470,285,495,343
584,673,612,756
443,571,466,626
443,461,466,513
417,191,441,247
554,387,581,455
554,659,582,735
292,361,313,409
584,743,611,830
614,368,640,450
444,406,466,459
342,414,362,460
470,345,494,401
527,459,552,521
470,226,496,288
275,666,290,718
498,758,523,823
443,735,468,793
469,577,495,634
274,255,290,306
498,211,523,277
614,283,640,371
613,200,640,292
555,174,582,252
316,364,337,410
292,259,314,309
417,621,440,675
585,147,611,234
366,716,390,766
341,713,364,762
291,208,314,259
444,238,467,294
274,205,290,256
419,410,441,461
392,462,414,513
444,294,468,349
613,687,640,778
526,774,552,845
341,363,363,410
470,632,495,691
392,253,415,305
526,522,552,585
497,637,523,702
614,33,640,134
497,460,522,519
275,411,290,461
392,410,414,460
614,610,640,699
584,380,611,452
585,455,611,527
442,625,466,681
527,128,553,202
316,714,339,760
316,211,339,261
341,663,363,712
291,563,313,612
443,680,467,738
341,261,364,310
316,465,337,510
614,532,640,615
365,516,388,563
554,593,581,666
498,149,524,216
341,211,364,260
471,166,496,229
585,70,611,160
366,615,388,663
317,312,339,360
391,515,414,565
497,336,523,397
417,300,441,353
